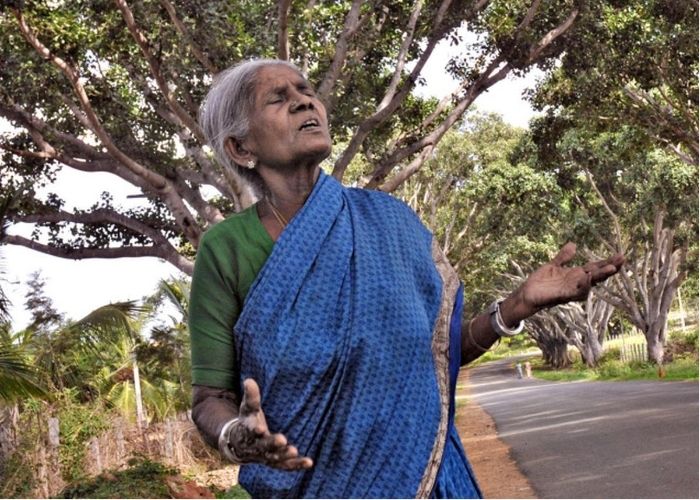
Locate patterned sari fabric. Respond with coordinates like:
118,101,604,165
234,172,481,498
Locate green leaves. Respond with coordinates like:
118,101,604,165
0,333,46,401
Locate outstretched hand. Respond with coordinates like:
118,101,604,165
505,242,624,323
226,379,313,470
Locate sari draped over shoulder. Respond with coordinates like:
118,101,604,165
234,172,481,498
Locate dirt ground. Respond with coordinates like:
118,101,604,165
455,369,537,499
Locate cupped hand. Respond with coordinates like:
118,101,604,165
227,378,313,470
507,242,624,322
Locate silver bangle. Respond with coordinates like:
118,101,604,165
488,300,524,337
217,417,244,464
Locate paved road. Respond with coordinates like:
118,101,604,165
467,358,699,499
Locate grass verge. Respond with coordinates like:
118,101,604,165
531,330,698,382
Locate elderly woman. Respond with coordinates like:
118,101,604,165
190,59,623,498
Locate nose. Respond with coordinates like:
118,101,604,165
289,91,314,113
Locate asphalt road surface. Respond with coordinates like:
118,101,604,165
468,358,699,499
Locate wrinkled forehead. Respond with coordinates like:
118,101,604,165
252,65,310,97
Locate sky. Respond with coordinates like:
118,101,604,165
3,33,543,331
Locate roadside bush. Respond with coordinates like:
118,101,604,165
596,360,633,379
598,347,621,364
59,456,177,498
57,390,110,483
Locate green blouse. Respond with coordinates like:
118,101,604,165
189,204,273,391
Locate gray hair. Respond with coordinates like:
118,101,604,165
199,59,303,189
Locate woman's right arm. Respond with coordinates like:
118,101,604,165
189,235,311,470
192,380,313,469
191,385,240,449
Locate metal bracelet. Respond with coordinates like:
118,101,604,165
217,417,245,464
488,300,524,337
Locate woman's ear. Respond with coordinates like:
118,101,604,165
224,137,256,166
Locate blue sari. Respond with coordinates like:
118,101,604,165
234,172,481,498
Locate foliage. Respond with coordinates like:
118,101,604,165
215,485,252,499
0,399,45,498
0,0,583,273
0,390,110,491
23,270,63,334
0,325,46,401
525,1,698,360
55,389,111,483
67,293,191,423
530,329,699,382
396,112,562,313
58,456,177,499
530,0,698,166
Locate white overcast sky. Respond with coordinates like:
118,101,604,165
3,33,543,331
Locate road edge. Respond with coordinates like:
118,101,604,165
456,368,538,499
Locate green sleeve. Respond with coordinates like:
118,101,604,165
189,206,273,393
189,229,242,392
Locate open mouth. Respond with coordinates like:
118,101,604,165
299,118,320,130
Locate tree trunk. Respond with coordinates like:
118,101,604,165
580,340,604,368
132,353,146,429
646,323,666,365
535,335,572,369
589,211,686,369
0,404,19,479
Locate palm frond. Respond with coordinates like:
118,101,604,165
0,344,47,401
69,301,146,345
158,279,190,321
0,247,12,324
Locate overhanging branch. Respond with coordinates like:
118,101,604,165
3,234,193,274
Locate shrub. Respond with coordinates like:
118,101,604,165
593,360,633,379
59,456,177,498
56,389,111,483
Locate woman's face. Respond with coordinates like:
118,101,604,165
242,65,332,170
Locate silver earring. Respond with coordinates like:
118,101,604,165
246,160,256,169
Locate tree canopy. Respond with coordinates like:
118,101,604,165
1,0,583,273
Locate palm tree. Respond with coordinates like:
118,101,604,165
0,251,46,402
0,327,46,401
70,301,151,427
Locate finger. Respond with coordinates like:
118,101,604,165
551,242,577,267
582,253,624,273
610,253,625,268
274,456,314,471
260,433,290,455
590,263,621,285
240,378,262,416
280,445,299,460
265,444,300,463
271,433,288,448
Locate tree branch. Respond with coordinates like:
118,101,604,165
15,208,174,245
377,0,426,112
331,0,455,180
527,8,579,62
316,0,364,103
3,234,193,274
365,55,511,188
277,0,293,60
114,0,206,145
159,0,219,74
585,169,624,252
14,8,202,246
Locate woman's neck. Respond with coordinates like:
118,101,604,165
255,164,320,240
259,164,320,215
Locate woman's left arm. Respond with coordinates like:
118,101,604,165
461,242,624,365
